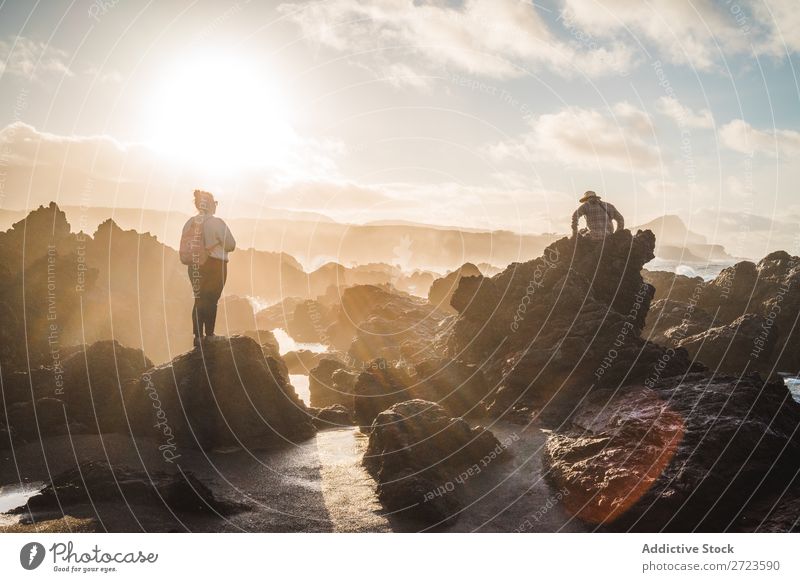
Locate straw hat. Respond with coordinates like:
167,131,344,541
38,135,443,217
579,190,601,203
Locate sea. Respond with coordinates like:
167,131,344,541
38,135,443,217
645,259,736,281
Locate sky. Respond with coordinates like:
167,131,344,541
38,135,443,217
0,0,799,256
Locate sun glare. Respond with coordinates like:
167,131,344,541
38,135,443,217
146,54,295,170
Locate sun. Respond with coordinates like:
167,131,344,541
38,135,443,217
146,53,295,170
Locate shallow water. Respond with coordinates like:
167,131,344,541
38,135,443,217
780,375,800,404
0,422,582,532
0,481,44,526
272,328,327,355
645,259,734,281
289,374,310,405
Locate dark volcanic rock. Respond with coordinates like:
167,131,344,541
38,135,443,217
544,374,800,531
410,358,492,417
428,263,482,313
308,358,351,409
326,284,448,365
642,269,704,303
310,404,354,428
11,460,247,522
128,335,315,450
0,340,151,445
675,314,775,376
353,360,413,428
643,298,716,346
288,300,332,342
363,399,502,523
447,230,697,417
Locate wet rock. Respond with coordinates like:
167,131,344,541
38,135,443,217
310,404,354,428
363,399,502,524
127,335,315,450
544,373,800,531
353,360,412,428
10,460,247,522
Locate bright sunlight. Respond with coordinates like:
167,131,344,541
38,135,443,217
146,53,295,170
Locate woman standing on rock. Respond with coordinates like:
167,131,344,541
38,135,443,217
179,190,236,347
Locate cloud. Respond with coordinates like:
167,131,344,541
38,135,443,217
749,0,800,57
0,123,344,211
719,119,800,157
655,96,714,129
279,0,636,80
561,0,758,70
0,36,73,80
488,102,660,172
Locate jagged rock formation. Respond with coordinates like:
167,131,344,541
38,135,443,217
127,336,315,450
643,298,715,346
643,251,800,377
0,340,151,445
363,399,502,523
427,263,482,313
326,284,450,365
10,460,247,527
642,269,704,303
545,373,800,531
447,230,697,416
308,404,353,428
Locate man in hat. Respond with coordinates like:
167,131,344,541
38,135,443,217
571,190,625,240
180,190,236,346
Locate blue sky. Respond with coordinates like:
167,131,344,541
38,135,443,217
0,0,798,256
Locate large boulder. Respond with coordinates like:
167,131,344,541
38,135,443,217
10,460,247,526
308,358,352,409
544,373,800,531
363,399,503,524
643,298,715,346
675,314,774,376
642,269,704,303
127,335,315,450
0,340,152,444
353,360,413,428
447,230,697,417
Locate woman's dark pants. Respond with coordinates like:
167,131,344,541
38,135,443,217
189,257,227,337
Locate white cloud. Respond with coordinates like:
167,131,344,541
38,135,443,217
655,96,714,129
0,36,73,80
719,119,800,157
750,0,800,56
488,102,660,172
561,0,753,70
279,0,636,80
